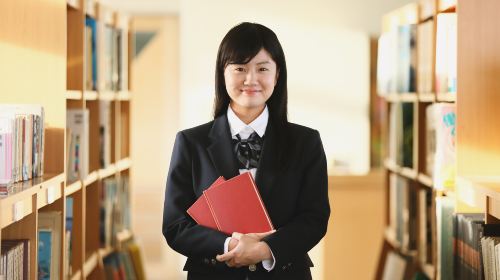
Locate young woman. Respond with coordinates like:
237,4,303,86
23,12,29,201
162,22,330,280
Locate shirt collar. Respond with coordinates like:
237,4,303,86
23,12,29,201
227,105,268,138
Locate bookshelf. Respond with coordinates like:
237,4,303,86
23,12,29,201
0,0,140,279
376,0,500,279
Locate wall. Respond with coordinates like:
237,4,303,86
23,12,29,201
179,0,372,174
130,16,183,279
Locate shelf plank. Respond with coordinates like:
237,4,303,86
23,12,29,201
418,93,436,103
83,252,98,278
70,270,82,280
85,0,96,18
400,168,418,180
438,0,456,13
436,92,456,102
456,176,500,211
386,93,418,103
98,247,114,259
99,91,115,101
384,229,418,257
37,178,64,209
0,173,64,228
116,229,133,243
421,263,435,279
66,180,82,196
115,158,131,172
384,159,401,174
98,164,117,180
117,91,131,101
66,90,82,100
83,171,99,187
84,91,98,100
418,173,434,188
67,0,80,10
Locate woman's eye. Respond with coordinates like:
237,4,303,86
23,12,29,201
259,68,269,71
235,67,245,72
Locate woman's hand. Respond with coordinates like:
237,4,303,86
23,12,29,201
216,230,275,267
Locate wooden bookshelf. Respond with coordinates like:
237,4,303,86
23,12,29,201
376,0,500,279
0,0,135,279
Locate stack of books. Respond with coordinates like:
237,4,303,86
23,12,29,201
187,172,273,235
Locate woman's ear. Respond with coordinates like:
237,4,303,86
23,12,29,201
274,70,280,86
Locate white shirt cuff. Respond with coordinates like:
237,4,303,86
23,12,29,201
224,237,231,253
261,246,276,271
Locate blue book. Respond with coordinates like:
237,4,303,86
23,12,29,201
85,16,98,90
38,230,52,280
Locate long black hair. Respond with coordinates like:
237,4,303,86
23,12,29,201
213,22,288,129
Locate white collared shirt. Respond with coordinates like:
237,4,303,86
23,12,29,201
227,105,268,179
224,104,275,271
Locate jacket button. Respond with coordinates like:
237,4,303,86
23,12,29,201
282,265,287,270
249,264,257,271
203,258,209,264
211,259,216,265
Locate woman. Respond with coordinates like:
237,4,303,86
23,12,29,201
162,22,330,280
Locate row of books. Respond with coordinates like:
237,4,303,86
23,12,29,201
389,174,417,250
85,16,125,92
387,102,456,190
66,102,113,182
101,176,131,248
387,194,500,280
388,102,414,168
0,240,29,280
0,104,44,190
377,13,457,95
103,242,145,280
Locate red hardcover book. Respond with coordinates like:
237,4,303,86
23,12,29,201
203,172,274,235
186,176,226,230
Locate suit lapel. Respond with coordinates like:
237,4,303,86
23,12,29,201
207,115,240,180
255,120,279,200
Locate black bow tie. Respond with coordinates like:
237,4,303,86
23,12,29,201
232,132,263,170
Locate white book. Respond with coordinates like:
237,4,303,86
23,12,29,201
66,109,89,182
382,251,407,280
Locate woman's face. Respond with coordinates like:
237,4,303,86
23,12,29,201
224,48,278,113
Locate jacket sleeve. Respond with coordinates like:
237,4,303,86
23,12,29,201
262,130,330,268
162,131,228,258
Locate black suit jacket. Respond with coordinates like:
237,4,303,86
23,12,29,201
162,114,330,280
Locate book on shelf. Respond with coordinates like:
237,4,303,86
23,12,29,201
436,195,454,280
0,104,45,188
388,103,414,168
426,103,456,190
396,24,417,93
101,176,131,248
418,188,434,266
382,250,410,280
376,24,417,95
198,172,273,235
453,213,484,280
38,211,62,280
417,19,434,94
85,16,98,91
435,13,457,94
126,242,145,280
66,109,89,183
99,100,112,168
377,30,398,96
0,239,30,280
389,174,417,250
65,197,74,279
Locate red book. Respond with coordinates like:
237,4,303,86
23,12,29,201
186,176,226,230
203,172,274,235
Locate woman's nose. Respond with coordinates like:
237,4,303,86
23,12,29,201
244,70,257,85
